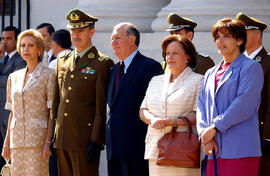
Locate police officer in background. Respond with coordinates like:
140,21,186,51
164,13,215,75
236,12,270,176
49,9,114,176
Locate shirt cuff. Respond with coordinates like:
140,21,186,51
5,102,12,111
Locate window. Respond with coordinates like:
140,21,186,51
0,0,16,16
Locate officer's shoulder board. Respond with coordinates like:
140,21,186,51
59,51,72,59
98,52,110,62
198,52,209,58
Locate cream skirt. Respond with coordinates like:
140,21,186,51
10,147,49,176
149,159,200,176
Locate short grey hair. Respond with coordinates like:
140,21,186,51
114,22,140,46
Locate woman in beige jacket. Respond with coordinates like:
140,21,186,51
2,29,54,176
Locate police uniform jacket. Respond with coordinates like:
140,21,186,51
255,47,270,139
49,46,114,151
194,53,215,75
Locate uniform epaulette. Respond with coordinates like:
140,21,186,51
98,52,110,62
198,52,209,58
58,52,68,58
60,51,72,59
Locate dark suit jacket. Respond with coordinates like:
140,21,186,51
0,52,26,138
255,47,270,140
106,51,163,160
49,46,114,151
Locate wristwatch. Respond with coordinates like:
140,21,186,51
213,126,219,132
211,123,219,132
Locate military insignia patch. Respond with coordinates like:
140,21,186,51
98,55,109,61
88,53,95,59
81,67,95,74
70,11,80,21
255,56,262,62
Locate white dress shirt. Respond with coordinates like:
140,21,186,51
244,45,263,59
48,49,71,69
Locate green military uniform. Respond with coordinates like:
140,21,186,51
164,13,215,75
194,53,215,75
236,12,270,176
49,9,114,176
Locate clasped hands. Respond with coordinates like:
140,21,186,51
201,126,218,156
151,118,184,129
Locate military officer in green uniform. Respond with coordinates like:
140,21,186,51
236,12,270,176
164,13,215,75
49,9,114,176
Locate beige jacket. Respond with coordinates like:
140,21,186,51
6,63,54,148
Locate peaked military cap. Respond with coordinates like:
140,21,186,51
166,13,197,32
236,12,267,31
66,9,98,29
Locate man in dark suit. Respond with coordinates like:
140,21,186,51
236,12,270,176
49,9,114,176
36,23,56,67
106,22,163,176
0,26,26,168
164,13,215,75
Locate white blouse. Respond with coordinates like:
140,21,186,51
141,67,203,159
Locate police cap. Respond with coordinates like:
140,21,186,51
66,9,98,29
166,13,197,32
236,12,267,31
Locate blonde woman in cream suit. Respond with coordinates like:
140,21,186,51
140,35,204,176
2,29,53,176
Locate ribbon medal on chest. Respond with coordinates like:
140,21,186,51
81,67,95,74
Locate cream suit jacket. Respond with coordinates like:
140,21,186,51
6,63,54,148
141,67,203,159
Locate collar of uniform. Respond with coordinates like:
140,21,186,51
75,44,93,58
244,45,263,59
122,49,138,73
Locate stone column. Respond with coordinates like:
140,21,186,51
76,0,170,32
152,0,270,32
